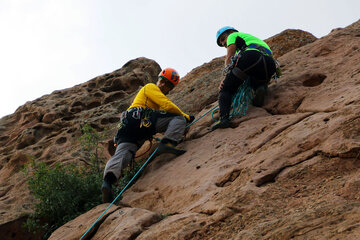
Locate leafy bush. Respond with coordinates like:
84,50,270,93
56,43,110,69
24,162,103,239
24,123,148,239
23,123,106,238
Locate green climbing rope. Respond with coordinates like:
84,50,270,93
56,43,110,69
211,79,254,121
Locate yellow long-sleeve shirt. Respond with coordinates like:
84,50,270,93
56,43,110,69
128,83,190,120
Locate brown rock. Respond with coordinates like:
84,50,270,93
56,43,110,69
49,204,120,240
265,29,317,59
2,19,360,240
0,57,161,238
92,207,161,240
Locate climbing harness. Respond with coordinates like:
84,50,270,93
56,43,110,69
224,43,281,82
113,107,157,147
246,44,282,83
139,108,152,128
247,44,282,83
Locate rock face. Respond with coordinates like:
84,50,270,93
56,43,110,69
0,57,161,239
265,29,317,59
1,19,360,239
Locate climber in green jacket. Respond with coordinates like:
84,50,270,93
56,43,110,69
211,27,277,131
101,68,194,203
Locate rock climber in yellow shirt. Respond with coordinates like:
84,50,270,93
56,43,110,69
102,68,194,203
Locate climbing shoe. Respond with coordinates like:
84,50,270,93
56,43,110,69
157,142,186,156
101,173,116,203
211,118,230,131
253,85,267,107
101,180,113,203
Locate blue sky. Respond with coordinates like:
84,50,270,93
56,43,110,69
0,0,359,118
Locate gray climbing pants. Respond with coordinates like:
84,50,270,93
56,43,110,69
104,115,186,180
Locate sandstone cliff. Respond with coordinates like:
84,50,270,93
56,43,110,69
1,20,360,239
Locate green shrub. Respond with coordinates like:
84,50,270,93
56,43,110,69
24,162,103,239
24,123,106,238
24,123,147,239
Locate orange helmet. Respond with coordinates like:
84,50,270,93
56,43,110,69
158,68,180,87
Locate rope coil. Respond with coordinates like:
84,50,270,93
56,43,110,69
212,79,253,121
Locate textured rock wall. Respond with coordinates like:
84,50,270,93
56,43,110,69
2,21,358,239
0,58,161,238
49,21,360,240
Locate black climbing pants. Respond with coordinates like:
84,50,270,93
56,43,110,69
219,50,276,118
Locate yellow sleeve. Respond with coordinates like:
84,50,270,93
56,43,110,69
145,84,190,120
